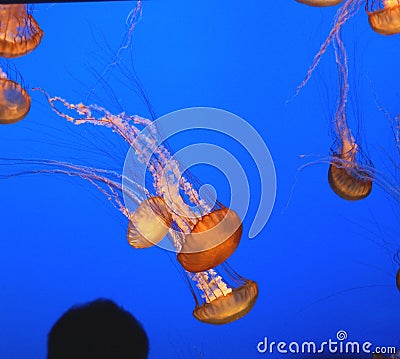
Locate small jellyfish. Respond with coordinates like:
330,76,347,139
127,196,173,248
396,268,400,292
188,264,258,325
177,207,242,273
296,0,343,7
328,148,373,201
0,5,43,58
367,0,400,35
327,28,373,200
0,69,30,124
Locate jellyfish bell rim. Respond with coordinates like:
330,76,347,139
328,159,373,201
295,0,344,7
368,5,400,36
0,78,31,125
192,280,258,325
177,207,243,272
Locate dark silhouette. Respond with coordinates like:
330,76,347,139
47,299,149,359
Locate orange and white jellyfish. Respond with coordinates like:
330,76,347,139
0,5,43,58
0,67,30,124
177,207,242,273
367,0,400,35
327,27,373,200
296,0,343,7
188,264,258,324
14,90,258,325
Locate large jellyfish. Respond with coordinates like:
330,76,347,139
0,67,30,124
327,26,373,200
0,4,43,58
296,0,344,7
3,90,258,325
367,0,400,35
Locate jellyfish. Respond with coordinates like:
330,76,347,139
0,4,43,58
127,196,173,248
0,67,30,124
177,207,242,273
367,0,400,35
296,0,344,7
188,264,258,325
327,27,373,200
4,89,257,325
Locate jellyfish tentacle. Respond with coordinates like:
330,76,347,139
293,0,363,98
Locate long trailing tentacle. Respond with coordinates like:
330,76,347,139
293,0,363,99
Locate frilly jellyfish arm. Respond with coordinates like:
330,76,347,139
35,89,208,225
293,0,363,98
332,23,357,160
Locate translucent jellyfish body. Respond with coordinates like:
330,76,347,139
367,0,400,35
177,207,242,273
0,5,43,58
127,196,172,248
296,0,343,6
0,77,30,124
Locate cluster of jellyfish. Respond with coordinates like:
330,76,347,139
25,90,260,325
0,4,42,124
295,0,400,296
0,2,259,325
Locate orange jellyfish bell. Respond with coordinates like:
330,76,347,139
127,196,172,249
0,77,30,124
296,0,343,6
328,155,373,201
0,4,43,58
177,207,242,273
367,0,400,35
187,264,258,325
193,279,258,325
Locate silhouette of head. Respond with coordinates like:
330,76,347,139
47,298,149,359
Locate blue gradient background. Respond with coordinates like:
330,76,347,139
0,1,399,358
